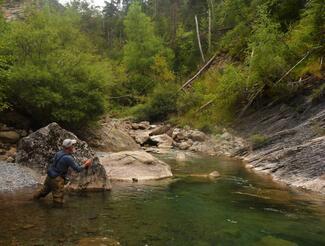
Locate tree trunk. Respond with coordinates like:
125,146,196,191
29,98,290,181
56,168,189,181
195,15,205,63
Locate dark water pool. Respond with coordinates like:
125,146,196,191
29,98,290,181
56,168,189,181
0,152,324,245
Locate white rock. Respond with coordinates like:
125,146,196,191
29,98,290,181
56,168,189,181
100,151,173,181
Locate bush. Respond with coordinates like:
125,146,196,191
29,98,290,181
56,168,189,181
0,9,109,128
134,83,178,122
213,65,251,122
310,83,325,103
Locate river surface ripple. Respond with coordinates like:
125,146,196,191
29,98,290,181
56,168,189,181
0,152,324,245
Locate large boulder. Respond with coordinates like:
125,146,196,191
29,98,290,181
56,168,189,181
78,118,140,152
188,130,207,142
130,130,151,145
99,151,173,181
16,123,111,191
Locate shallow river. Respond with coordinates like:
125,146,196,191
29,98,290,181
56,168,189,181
0,152,325,245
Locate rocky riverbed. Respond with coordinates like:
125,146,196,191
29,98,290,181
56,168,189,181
0,161,39,192
0,95,324,194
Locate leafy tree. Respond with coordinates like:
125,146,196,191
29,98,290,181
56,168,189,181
247,6,287,85
287,0,324,57
134,83,178,122
0,9,110,128
121,2,174,102
174,25,196,75
0,11,10,111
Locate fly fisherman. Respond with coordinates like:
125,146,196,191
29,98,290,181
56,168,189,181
33,139,92,205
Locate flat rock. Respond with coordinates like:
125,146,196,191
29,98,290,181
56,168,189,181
79,237,120,246
100,150,173,181
16,123,111,191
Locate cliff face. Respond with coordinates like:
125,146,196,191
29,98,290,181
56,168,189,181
1,0,61,21
235,80,325,193
1,0,32,21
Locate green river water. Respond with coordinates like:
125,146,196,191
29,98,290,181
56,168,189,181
0,152,324,245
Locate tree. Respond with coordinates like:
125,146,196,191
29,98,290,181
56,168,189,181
121,1,174,101
0,8,110,128
0,10,10,112
247,6,287,85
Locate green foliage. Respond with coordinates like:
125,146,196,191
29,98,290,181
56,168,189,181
247,6,287,84
174,25,196,75
220,22,251,60
311,121,325,136
0,9,110,128
310,83,325,103
250,134,269,150
215,0,250,28
285,0,324,77
122,2,174,100
0,14,10,112
1,0,323,130
287,0,324,56
133,83,178,122
212,65,251,122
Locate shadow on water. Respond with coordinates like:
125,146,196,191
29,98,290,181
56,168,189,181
0,152,325,245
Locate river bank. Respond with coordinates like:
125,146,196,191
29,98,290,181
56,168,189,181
0,90,324,194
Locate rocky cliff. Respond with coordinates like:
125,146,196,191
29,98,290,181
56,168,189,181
235,84,325,193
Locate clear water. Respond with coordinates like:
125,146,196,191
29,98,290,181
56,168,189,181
0,152,324,245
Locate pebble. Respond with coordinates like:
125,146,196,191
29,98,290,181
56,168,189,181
0,162,39,192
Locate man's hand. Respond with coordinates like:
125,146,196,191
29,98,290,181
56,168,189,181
83,159,93,169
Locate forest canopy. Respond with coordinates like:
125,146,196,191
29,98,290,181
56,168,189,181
0,0,323,129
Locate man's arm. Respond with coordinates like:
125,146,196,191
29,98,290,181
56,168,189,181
67,157,92,173
66,156,84,173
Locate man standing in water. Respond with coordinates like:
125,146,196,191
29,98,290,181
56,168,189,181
33,139,92,205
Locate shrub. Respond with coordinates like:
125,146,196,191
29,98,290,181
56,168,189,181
134,83,178,122
310,83,325,103
0,9,109,128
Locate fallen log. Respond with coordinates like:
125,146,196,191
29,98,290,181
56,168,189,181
179,52,218,92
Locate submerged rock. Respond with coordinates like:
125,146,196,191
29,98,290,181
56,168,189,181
78,237,120,246
100,150,173,181
254,235,297,246
176,152,186,162
16,123,111,191
209,171,221,178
